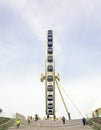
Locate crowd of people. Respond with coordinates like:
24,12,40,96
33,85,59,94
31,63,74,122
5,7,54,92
16,115,87,128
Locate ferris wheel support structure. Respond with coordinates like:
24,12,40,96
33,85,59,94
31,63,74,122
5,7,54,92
41,30,84,120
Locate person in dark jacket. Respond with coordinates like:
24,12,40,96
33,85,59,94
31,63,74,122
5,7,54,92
82,117,86,125
62,116,66,124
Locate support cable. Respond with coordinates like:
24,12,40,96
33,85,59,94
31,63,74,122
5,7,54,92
57,80,86,118
55,79,71,120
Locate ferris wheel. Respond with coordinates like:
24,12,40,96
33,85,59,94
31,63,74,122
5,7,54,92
41,30,55,118
46,30,55,118
41,30,85,119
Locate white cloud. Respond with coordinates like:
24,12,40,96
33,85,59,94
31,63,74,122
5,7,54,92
1,0,101,42
0,0,101,118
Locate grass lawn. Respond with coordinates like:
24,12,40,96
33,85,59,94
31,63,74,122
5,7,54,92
0,117,10,125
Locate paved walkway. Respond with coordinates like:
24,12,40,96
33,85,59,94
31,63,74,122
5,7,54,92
8,119,93,130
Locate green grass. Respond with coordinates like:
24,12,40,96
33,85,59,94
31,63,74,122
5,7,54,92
0,117,10,125
92,117,101,124
88,117,101,130
0,117,14,130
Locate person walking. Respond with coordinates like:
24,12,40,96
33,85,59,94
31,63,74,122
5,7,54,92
28,117,30,124
82,117,86,126
16,119,21,128
62,116,66,124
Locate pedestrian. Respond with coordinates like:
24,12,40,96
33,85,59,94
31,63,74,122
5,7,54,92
62,116,66,124
35,114,38,121
28,117,30,124
16,119,21,128
82,117,86,126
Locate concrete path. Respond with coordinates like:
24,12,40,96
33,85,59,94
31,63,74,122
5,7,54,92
8,119,93,130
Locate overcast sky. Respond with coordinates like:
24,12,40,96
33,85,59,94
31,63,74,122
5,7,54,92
0,0,101,119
